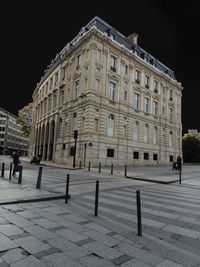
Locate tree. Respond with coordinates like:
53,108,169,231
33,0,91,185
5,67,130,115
182,130,200,163
16,103,33,137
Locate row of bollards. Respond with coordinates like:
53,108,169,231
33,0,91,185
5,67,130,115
87,162,128,177
64,175,142,236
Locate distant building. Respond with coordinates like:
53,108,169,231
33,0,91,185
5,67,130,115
0,107,29,156
30,16,183,166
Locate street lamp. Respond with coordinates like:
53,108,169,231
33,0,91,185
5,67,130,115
73,130,78,168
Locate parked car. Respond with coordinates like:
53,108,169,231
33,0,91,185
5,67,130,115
30,155,42,165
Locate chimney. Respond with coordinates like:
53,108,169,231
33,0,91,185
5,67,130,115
127,33,139,45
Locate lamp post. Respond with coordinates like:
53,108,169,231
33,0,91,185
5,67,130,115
73,130,78,168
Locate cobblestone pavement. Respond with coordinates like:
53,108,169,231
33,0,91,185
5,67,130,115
0,181,200,266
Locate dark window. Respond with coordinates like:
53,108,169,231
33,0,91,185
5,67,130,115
63,144,66,150
70,146,75,156
107,148,114,157
170,155,173,162
133,151,139,159
144,153,149,160
153,154,158,161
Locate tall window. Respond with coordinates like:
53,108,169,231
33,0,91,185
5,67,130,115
54,73,58,85
169,89,173,100
145,75,150,89
133,93,140,109
109,81,116,101
75,80,80,98
153,101,158,116
61,66,66,80
107,114,115,136
133,121,139,141
144,97,149,113
153,126,157,144
153,80,158,93
169,108,173,122
110,55,117,72
124,90,128,101
76,54,81,69
169,131,173,147
135,70,140,84
53,93,57,109
59,89,64,106
144,124,149,143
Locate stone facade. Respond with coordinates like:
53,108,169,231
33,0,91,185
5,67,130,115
30,16,183,166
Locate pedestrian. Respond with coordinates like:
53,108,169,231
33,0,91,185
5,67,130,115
12,152,20,176
172,161,178,171
177,155,182,171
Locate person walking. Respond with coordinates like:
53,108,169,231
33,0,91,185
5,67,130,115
12,152,20,176
177,155,182,171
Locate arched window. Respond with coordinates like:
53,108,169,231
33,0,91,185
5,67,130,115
169,131,173,147
133,121,139,141
107,114,115,136
153,126,157,144
144,124,149,143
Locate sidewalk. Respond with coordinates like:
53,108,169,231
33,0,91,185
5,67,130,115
20,157,180,184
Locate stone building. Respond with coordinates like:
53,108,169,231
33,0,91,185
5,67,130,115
30,16,183,166
0,107,28,156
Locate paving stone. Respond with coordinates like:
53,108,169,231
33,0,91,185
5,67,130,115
62,213,87,223
1,248,27,264
30,218,59,229
42,252,83,267
59,219,87,232
46,237,78,251
2,214,33,228
44,206,70,215
33,247,61,258
111,254,133,265
85,223,111,234
82,230,121,247
0,263,10,267
0,218,6,223
83,241,124,260
14,236,50,254
9,232,31,240
0,224,24,237
23,224,58,241
16,211,39,219
118,242,163,265
39,211,65,222
0,233,18,252
162,225,200,239
63,245,91,259
10,255,46,267
56,228,88,242
78,255,116,267
155,259,184,267
75,237,95,246
120,257,154,266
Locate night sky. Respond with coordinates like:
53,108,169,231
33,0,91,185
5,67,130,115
1,0,199,133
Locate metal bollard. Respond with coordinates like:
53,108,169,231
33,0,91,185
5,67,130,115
36,166,43,189
79,161,82,169
136,190,142,236
124,165,127,177
88,162,91,171
94,180,99,216
65,174,70,203
9,163,12,180
18,166,23,184
1,162,5,177
179,168,182,184
98,163,101,173
111,163,113,175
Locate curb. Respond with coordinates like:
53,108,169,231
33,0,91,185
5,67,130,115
0,194,71,205
126,176,178,184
